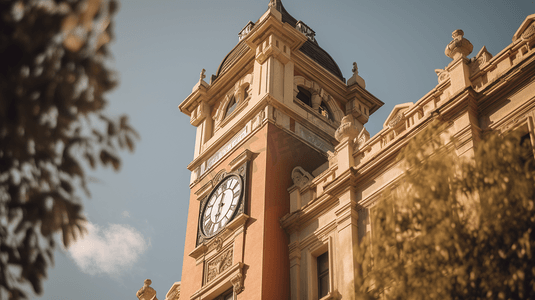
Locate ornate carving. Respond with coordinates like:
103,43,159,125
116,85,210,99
434,69,449,83
208,237,224,252
522,23,535,41
335,115,360,142
358,127,370,145
200,69,206,82
296,20,316,42
291,166,314,188
445,29,473,60
137,279,158,300
388,113,403,128
238,21,254,41
165,282,181,300
230,273,244,294
213,169,227,185
469,46,493,74
206,248,233,283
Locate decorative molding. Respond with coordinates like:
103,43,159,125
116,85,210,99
204,125,249,176
229,149,254,172
195,181,213,199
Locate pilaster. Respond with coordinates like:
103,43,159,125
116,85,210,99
334,187,359,298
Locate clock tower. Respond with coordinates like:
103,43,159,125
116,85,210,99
178,1,383,299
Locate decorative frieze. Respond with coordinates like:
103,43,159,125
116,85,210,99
295,123,334,153
206,126,249,172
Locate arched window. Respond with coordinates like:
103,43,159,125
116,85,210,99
224,95,237,119
296,86,312,107
319,102,333,121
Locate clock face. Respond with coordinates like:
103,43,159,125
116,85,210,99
201,175,243,238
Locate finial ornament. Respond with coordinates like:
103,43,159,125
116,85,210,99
445,29,473,60
200,69,206,82
268,0,280,8
352,62,358,75
347,62,366,88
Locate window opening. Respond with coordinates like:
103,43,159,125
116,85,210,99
224,95,237,119
296,86,312,107
317,251,329,298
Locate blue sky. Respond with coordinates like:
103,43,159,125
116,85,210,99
37,1,532,299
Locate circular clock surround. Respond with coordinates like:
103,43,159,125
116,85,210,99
200,174,243,238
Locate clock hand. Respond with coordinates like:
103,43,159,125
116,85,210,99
215,195,226,220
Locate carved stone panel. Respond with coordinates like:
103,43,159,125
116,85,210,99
205,248,233,284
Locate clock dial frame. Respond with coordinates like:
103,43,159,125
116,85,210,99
200,174,243,238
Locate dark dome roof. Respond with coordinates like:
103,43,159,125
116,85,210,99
215,1,345,82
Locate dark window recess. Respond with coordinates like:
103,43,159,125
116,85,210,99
317,251,329,298
224,95,237,119
319,102,333,121
243,85,249,100
296,86,312,107
215,288,233,300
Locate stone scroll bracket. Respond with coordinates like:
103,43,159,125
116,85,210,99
230,272,244,294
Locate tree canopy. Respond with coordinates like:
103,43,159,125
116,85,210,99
358,123,535,300
0,0,137,298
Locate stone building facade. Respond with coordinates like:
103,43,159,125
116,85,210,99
143,2,535,300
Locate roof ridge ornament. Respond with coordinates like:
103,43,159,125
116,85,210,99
296,20,316,43
347,62,366,88
268,0,281,8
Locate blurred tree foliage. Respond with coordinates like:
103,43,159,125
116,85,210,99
0,0,138,299
358,122,535,300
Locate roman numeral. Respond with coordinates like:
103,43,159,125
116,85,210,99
204,220,213,234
